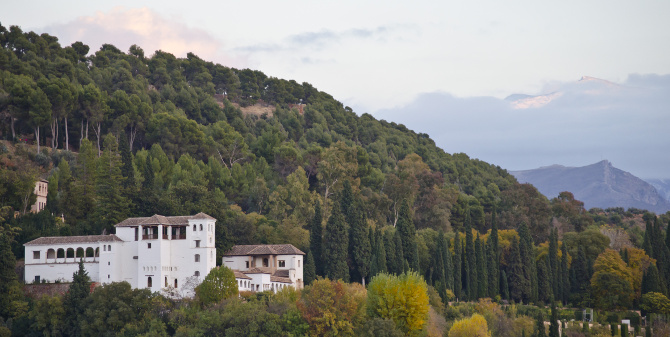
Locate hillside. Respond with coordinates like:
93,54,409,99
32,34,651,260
511,160,670,213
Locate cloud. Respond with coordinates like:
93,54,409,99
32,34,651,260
373,74,670,179
43,7,233,64
236,25,398,53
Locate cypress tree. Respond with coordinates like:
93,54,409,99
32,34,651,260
309,200,323,276
582,320,589,334
560,242,570,304
487,207,500,297
549,301,560,337
519,222,536,303
486,239,496,298
572,245,589,295
340,180,353,218
0,228,24,318
642,263,663,294
453,231,462,299
434,231,447,297
64,260,91,337
397,200,417,271
537,258,550,303
621,323,628,337
611,324,618,337
304,252,316,285
369,228,387,278
92,134,130,233
501,270,509,300
119,132,135,189
536,311,547,337
465,211,476,300
476,233,487,299
508,235,527,303
444,235,454,291
323,204,349,281
349,201,371,285
394,230,405,274
385,230,397,274
548,228,559,297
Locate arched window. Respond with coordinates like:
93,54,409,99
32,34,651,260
95,247,100,257
195,254,200,262
76,247,85,258
57,248,65,258
108,245,111,251
193,225,196,231
165,277,168,287
47,249,55,259
86,247,95,257
174,279,178,288
66,248,75,258
147,277,152,288
199,224,203,231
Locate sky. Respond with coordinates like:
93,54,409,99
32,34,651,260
3,1,670,178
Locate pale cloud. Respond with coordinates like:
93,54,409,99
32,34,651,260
43,7,236,65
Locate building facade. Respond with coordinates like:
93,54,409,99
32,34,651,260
23,213,217,297
30,178,48,213
222,244,305,293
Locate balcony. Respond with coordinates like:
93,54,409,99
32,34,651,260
172,233,186,240
142,234,158,240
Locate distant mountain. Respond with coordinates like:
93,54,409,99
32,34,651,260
510,160,670,213
647,179,670,203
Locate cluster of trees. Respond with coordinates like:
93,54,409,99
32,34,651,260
2,24,670,336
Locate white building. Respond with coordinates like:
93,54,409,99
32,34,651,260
23,213,217,297
222,244,305,293
30,178,48,213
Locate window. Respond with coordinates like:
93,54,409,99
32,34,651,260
148,243,152,249
195,254,200,262
245,261,249,268
195,240,200,248
33,251,40,260
263,258,269,267
108,275,110,279
174,279,178,288
193,225,196,231
278,260,286,268
34,275,40,283
194,271,200,277
108,245,111,251
298,260,301,267
103,245,106,251
147,277,152,288
200,224,203,231
108,262,110,265
165,277,168,287
135,227,138,241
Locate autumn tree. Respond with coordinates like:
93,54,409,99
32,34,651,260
367,272,430,336
448,314,491,337
195,266,238,306
591,249,635,310
297,278,366,336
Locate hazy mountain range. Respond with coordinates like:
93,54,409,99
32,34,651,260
511,160,670,213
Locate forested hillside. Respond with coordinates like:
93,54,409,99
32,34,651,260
2,24,670,336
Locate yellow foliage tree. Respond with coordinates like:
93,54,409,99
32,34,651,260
367,272,430,336
297,278,367,337
449,314,491,337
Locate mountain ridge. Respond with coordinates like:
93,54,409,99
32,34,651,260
511,160,670,213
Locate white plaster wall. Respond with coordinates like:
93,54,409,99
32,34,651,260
222,256,250,270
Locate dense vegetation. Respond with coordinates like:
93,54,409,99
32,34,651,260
1,24,670,336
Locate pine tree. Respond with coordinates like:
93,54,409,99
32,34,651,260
64,260,91,336
323,204,349,281
465,212,476,300
453,231,462,299
309,200,323,276
349,201,371,285
304,252,316,285
397,200,417,271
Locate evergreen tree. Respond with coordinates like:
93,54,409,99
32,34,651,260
322,204,349,281
304,252,316,285
486,239,496,298
611,324,618,337
119,132,136,189
582,320,589,334
394,230,405,274
642,263,663,294
91,134,130,233
385,231,397,274
549,228,559,297
444,235,454,291
433,231,447,297
0,226,24,318
370,228,387,278
508,235,527,303
63,260,91,337
465,211,476,300
571,245,590,295
537,258,550,303
519,222,536,303
536,311,547,337
453,230,462,299
349,200,371,285
396,200,417,271
549,301,560,337
487,207,500,297
501,270,509,300
621,323,628,337
560,242,570,304
309,200,323,276
476,233,487,299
